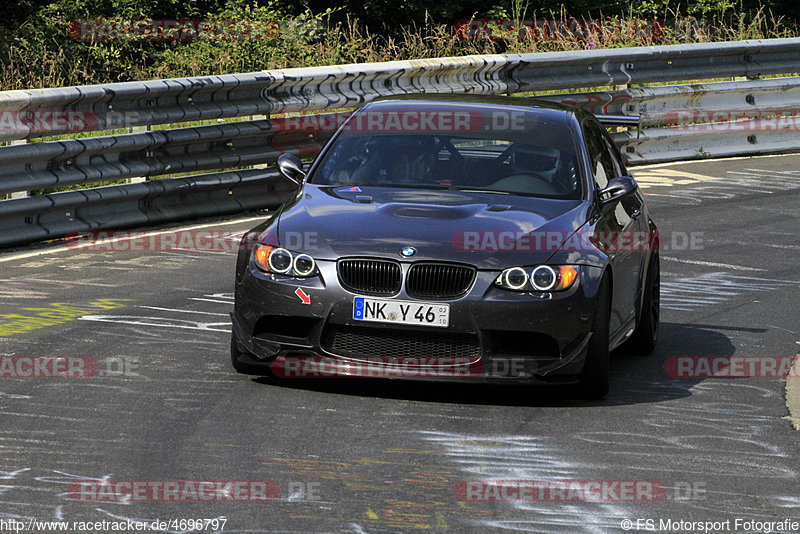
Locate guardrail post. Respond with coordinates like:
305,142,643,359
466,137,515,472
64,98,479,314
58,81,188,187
127,124,151,183
253,114,271,169
9,139,30,198
612,84,629,134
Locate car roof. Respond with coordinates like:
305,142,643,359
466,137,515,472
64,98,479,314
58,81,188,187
366,93,591,127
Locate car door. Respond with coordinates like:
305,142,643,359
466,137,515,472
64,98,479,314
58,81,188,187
583,120,640,336
601,127,648,320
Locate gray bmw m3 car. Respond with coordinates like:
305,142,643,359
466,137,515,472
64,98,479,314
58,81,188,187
230,94,659,397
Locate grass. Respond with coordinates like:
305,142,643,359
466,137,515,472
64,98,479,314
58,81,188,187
1,7,796,90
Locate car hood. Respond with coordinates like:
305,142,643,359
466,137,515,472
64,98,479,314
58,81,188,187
273,185,589,269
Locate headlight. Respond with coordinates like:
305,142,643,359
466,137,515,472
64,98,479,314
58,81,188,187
531,265,556,291
495,265,578,292
253,245,318,277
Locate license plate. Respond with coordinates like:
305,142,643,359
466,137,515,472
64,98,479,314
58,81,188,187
353,297,449,327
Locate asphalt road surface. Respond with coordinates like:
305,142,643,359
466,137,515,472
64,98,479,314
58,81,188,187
1,154,799,533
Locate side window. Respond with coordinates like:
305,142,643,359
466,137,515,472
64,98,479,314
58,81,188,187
600,129,626,178
583,121,615,189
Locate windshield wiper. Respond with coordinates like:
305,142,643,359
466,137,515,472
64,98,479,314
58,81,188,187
452,187,511,195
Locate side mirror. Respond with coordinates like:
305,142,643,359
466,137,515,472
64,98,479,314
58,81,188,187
277,153,306,186
598,176,637,206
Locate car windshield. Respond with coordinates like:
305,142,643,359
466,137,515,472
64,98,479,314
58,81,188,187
309,116,582,200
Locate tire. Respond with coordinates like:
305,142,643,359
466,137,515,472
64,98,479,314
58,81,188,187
629,252,660,355
579,275,610,399
230,331,270,376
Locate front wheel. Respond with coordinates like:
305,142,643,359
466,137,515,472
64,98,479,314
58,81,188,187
629,252,660,354
579,275,610,398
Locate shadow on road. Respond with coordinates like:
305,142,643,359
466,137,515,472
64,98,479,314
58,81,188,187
250,322,744,407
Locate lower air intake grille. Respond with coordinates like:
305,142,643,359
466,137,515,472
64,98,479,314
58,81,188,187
321,324,481,359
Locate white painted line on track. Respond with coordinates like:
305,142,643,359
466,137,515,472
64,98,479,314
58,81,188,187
137,306,229,316
785,353,800,432
662,256,767,272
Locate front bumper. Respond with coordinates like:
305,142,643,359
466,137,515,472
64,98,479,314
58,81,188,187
231,258,605,383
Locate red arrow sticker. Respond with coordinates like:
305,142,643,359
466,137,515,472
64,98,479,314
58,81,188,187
295,288,310,304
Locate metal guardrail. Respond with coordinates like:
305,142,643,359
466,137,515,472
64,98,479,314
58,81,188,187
538,76,800,127
0,118,333,195
2,38,800,247
0,169,294,247
539,76,800,162
614,118,800,163
2,38,799,142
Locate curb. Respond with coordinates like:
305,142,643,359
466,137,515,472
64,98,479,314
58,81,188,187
784,353,800,431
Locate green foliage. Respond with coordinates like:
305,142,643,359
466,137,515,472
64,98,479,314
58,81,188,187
0,0,797,90
0,0,338,87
